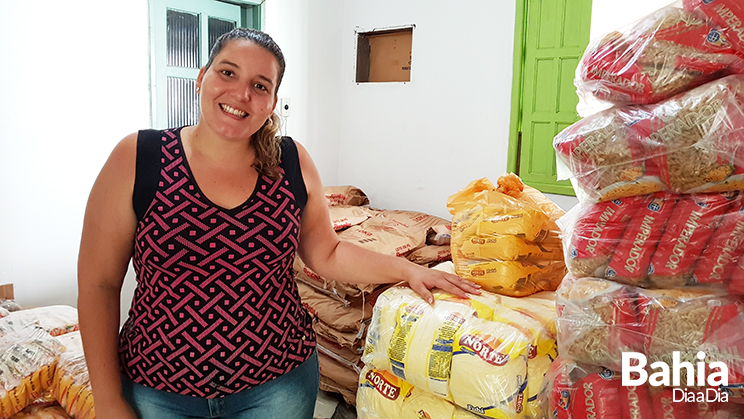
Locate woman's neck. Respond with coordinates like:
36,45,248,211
182,124,256,167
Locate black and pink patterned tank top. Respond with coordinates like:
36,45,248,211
119,127,316,398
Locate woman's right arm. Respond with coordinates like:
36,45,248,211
77,133,139,418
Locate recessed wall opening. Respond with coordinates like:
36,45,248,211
356,26,413,83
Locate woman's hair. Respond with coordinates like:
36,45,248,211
205,28,286,179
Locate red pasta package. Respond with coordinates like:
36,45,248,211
565,196,644,278
556,75,744,202
684,0,744,55
648,193,734,287
606,193,678,287
556,276,645,371
691,198,744,286
577,4,744,106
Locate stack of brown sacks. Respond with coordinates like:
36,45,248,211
295,186,454,405
550,3,744,418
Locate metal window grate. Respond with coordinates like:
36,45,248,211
167,9,200,68
168,77,199,127
208,17,236,55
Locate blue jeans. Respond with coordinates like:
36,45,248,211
121,350,319,419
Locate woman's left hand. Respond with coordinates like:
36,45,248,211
406,267,481,304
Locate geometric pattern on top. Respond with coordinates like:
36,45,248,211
120,128,316,398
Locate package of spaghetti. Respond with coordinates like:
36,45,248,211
448,175,566,297
449,316,530,418
356,366,485,419
683,0,744,54
52,332,94,419
556,75,744,201
556,276,645,370
360,286,479,398
576,4,744,107
563,195,645,278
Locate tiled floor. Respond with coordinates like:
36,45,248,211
314,390,357,419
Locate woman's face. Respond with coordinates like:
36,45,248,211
196,39,279,141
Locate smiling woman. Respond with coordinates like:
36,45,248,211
76,26,481,419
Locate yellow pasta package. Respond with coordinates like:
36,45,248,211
448,175,567,297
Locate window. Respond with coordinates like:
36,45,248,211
355,26,414,83
149,0,263,128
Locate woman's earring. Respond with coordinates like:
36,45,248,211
196,87,200,93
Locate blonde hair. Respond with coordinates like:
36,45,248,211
252,112,282,179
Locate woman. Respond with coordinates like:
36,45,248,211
77,28,480,419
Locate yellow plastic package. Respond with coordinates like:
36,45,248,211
449,317,530,419
361,287,479,398
447,175,567,297
357,366,493,419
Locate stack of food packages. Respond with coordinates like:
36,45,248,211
294,186,455,405
549,1,744,418
355,174,568,419
0,304,93,419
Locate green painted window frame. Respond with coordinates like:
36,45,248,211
148,0,263,128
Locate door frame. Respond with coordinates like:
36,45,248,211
507,0,527,175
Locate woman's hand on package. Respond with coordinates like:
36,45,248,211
406,267,481,304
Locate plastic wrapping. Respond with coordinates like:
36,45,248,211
447,175,566,297
52,332,93,419
540,357,744,419
356,366,484,419
361,284,558,418
10,404,72,419
562,191,744,289
684,0,744,55
556,275,744,396
576,3,744,107
555,74,744,202
0,307,78,338
0,326,61,418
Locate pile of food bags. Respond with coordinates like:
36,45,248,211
550,2,744,417
357,262,559,419
0,305,92,419
447,175,566,297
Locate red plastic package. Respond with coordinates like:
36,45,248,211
578,4,744,106
692,197,744,285
574,372,623,419
684,0,744,55
648,193,734,287
556,75,744,202
606,193,678,286
567,196,643,278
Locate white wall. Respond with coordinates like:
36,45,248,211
0,1,150,308
1,0,677,308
